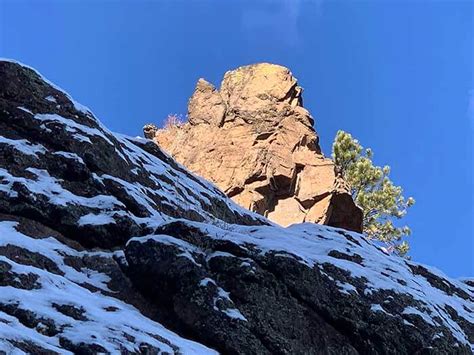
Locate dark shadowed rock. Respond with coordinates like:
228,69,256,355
125,220,473,354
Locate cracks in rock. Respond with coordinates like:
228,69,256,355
237,255,361,353
278,82,302,107
289,163,304,197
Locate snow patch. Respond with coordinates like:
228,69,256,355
78,213,115,226
34,113,114,145
214,287,248,322
17,106,33,115
0,136,47,157
53,151,85,164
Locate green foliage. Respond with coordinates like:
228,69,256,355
332,130,415,256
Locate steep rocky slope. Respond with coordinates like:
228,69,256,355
146,63,363,232
0,60,472,354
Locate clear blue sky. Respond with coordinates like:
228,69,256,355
1,0,472,277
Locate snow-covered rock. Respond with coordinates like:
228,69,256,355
0,60,472,353
0,215,216,354
125,220,473,354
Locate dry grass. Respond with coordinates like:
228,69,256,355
164,114,185,129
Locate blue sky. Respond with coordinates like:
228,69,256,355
1,0,472,277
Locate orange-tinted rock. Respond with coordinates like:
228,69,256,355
148,63,363,232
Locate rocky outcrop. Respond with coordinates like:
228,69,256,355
126,220,474,354
0,60,473,354
0,60,264,249
0,59,262,352
148,63,363,232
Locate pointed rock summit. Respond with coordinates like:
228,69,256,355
147,63,363,231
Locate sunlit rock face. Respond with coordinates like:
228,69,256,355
150,63,363,232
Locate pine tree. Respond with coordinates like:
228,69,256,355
332,130,415,256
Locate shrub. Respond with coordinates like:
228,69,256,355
164,114,185,129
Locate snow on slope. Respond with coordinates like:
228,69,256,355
0,220,217,354
0,59,267,249
0,59,472,353
0,59,264,352
129,219,474,351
